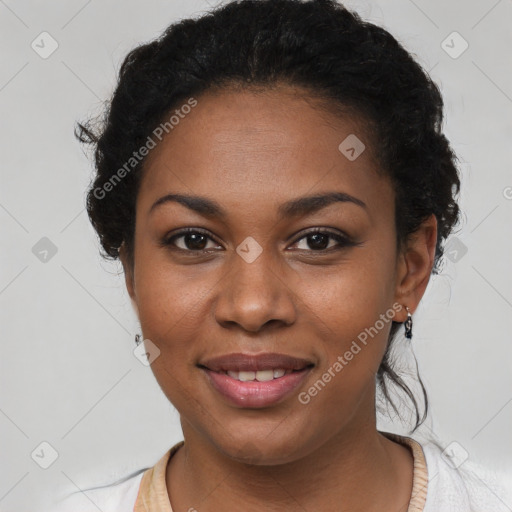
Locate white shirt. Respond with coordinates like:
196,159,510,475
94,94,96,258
51,434,512,511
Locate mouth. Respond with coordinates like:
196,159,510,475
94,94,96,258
197,352,314,408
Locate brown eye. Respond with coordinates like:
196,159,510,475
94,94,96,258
163,229,222,252
291,229,355,252
179,232,209,250
305,233,331,250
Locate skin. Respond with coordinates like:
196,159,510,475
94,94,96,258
119,84,437,512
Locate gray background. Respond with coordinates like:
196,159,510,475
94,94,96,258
1,0,511,510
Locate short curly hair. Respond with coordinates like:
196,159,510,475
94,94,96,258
76,0,462,432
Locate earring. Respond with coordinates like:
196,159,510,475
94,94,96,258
135,333,143,346
404,306,413,339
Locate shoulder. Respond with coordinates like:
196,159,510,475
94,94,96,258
52,468,147,512
419,438,512,512
50,442,183,512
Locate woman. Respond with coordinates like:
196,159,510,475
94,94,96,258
55,0,511,510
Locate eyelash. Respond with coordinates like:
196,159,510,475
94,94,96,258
161,227,358,254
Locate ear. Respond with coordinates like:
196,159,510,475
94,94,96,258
393,213,438,321
119,242,138,314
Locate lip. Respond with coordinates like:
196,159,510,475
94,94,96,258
199,352,314,372
201,366,313,408
198,352,315,408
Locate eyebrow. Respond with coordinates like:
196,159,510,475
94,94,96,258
149,191,367,219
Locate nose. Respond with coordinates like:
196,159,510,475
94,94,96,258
213,247,297,333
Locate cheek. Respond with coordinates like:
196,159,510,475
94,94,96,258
132,251,223,404
295,256,395,392
133,244,211,339
295,283,391,441
297,250,395,338
134,264,208,409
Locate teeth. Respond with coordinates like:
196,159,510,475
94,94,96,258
226,369,288,381
238,371,255,381
255,370,274,381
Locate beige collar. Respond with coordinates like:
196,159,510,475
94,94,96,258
134,432,428,511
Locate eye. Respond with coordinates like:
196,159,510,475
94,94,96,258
162,227,358,254
290,228,355,252
162,228,222,252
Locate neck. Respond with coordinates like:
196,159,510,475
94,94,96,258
166,415,414,512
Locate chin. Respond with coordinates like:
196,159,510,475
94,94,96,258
213,430,307,466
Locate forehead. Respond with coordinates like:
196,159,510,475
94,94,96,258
138,85,393,222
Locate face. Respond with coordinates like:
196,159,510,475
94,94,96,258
121,85,432,464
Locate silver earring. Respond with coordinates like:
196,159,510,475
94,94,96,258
404,306,413,339
135,333,143,346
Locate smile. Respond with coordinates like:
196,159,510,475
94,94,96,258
225,368,290,381
197,352,315,408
